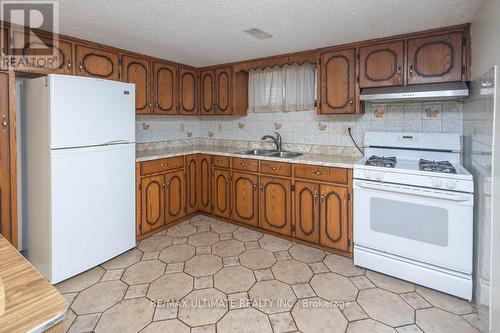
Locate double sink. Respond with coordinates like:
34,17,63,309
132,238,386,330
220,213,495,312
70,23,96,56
235,149,303,159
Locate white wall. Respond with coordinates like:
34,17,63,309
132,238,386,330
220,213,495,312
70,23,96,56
470,0,500,331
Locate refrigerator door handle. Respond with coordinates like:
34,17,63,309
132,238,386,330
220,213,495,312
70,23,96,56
103,140,132,145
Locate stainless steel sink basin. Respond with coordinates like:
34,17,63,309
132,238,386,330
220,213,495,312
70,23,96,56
235,149,277,156
267,151,303,158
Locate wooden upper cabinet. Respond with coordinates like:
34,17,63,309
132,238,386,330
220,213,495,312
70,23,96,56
140,174,165,234
153,62,177,115
200,70,215,115
215,67,232,115
359,41,404,88
186,155,199,215
164,170,186,224
320,49,357,114
232,171,259,227
9,29,73,74
407,32,463,85
178,67,198,115
122,55,152,114
319,184,349,252
294,181,319,244
198,155,212,213
259,176,292,236
76,45,120,80
212,168,231,219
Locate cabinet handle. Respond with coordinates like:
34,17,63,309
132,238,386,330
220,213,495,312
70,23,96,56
162,182,165,187
409,65,414,76
160,163,169,167
216,160,223,164
397,65,401,76
67,61,72,69
260,184,264,192
253,183,257,191
239,163,248,167
79,63,83,71
165,181,170,188
320,192,325,201
2,115,7,130
349,97,353,105
313,170,323,176
271,166,281,171
313,190,318,199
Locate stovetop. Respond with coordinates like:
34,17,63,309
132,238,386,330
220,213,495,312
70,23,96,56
364,156,397,168
419,159,457,174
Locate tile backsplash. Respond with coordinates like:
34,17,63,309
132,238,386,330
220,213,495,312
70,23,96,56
136,101,464,148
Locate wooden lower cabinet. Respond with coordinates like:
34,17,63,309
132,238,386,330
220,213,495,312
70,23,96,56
232,172,259,227
186,155,199,215
259,176,292,236
140,174,165,234
212,168,231,219
199,155,212,213
294,181,319,243
319,184,349,252
164,170,186,224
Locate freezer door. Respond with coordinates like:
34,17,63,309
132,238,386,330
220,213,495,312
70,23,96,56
50,143,135,283
49,75,135,149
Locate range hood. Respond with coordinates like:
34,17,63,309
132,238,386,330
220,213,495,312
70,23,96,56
360,82,469,102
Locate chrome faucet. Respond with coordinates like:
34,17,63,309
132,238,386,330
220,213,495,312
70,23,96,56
261,132,282,151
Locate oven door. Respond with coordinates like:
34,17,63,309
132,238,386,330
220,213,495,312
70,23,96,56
353,179,473,273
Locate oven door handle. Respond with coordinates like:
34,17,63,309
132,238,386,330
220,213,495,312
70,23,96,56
355,181,472,202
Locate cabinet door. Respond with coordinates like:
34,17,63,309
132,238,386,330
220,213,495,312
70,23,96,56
140,174,165,234
215,67,232,115
407,32,463,85
232,171,259,227
319,184,349,252
10,30,73,74
165,170,186,224
359,41,404,88
294,181,319,243
320,49,356,114
178,67,198,115
122,55,152,114
186,155,199,215
259,176,292,236
198,154,212,213
153,62,177,115
212,168,231,219
76,45,120,80
200,70,215,115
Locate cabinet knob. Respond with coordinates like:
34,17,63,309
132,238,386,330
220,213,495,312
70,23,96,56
409,65,414,76
320,192,325,201
349,97,353,105
2,115,7,130
397,65,402,76
239,163,248,167
160,163,169,167
260,184,264,192
314,170,323,176
253,183,257,191
271,166,281,171
313,190,318,199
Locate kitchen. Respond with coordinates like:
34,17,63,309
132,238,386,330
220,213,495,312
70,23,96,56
0,0,498,332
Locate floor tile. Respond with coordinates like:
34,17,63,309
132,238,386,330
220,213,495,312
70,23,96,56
341,302,369,321
308,262,329,273
184,254,222,276
55,267,105,293
94,298,154,333
366,270,415,293
68,313,101,333
122,260,165,285
101,269,124,281
275,251,293,261
244,241,260,249
228,292,250,309
159,244,195,263
194,275,213,289
63,309,77,332
219,233,233,240
178,288,228,326
124,284,149,299
101,249,142,270
217,308,273,333
249,280,296,314
323,254,365,277
292,297,348,333
401,292,432,310
254,268,274,281
357,288,414,327
211,221,238,234
166,223,197,237
462,312,485,332
196,245,212,254
416,307,480,333
172,236,188,244
147,272,193,301
138,235,173,252
291,283,316,299
349,275,375,290
416,286,475,315
141,319,189,333
153,304,178,321
272,260,313,284
214,265,256,293
240,249,276,270
222,256,240,266
259,235,292,252
188,232,219,247
346,319,396,333
71,281,127,315
233,228,263,242
289,244,325,263
191,324,216,333
189,215,216,227
212,239,245,257
396,325,424,333
141,251,160,261
62,292,78,305
165,262,184,273
310,272,358,301
269,312,298,333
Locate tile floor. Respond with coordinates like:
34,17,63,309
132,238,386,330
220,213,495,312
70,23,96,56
57,215,483,333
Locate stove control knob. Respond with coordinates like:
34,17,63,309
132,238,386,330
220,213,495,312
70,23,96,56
445,180,457,189
431,178,443,187
374,172,384,181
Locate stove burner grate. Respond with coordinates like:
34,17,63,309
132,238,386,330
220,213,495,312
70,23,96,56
365,155,397,168
419,159,457,174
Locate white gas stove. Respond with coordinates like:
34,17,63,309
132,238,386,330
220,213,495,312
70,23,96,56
353,132,474,300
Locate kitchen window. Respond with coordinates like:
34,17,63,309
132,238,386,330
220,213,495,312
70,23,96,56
248,63,316,112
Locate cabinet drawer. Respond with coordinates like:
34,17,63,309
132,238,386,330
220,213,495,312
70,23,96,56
213,155,230,168
232,157,259,172
260,160,291,177
293,164,348,184
141,156,184,175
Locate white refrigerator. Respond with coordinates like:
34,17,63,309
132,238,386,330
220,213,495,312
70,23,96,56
23,74,136,284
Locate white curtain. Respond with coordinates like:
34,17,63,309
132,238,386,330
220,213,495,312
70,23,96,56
248,63,316,113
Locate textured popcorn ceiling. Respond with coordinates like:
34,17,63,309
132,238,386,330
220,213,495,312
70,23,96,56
55,0,482,67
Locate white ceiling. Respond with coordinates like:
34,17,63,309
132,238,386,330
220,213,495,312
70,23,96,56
56,0,483,67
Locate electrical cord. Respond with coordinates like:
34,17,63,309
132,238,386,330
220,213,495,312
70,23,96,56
348,127,364,156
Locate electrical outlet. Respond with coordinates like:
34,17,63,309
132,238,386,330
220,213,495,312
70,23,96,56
342,126,351,136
